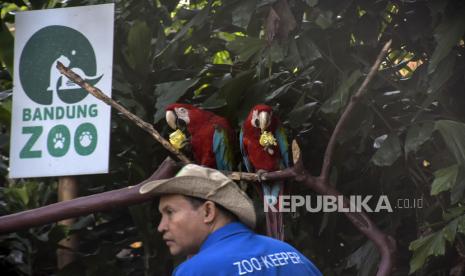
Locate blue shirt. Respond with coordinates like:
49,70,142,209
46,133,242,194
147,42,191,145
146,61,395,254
173,222,322,275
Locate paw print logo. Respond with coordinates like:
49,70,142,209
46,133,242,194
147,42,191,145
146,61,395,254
47,125,70,157
79,131,93,147
53,133,66,149
74,123,97,156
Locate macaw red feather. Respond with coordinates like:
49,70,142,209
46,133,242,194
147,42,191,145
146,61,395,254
166,103,235,169
242,105,283,171
241,104,288,240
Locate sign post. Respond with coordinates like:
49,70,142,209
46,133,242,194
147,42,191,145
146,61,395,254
10,4,114,268
57,176,78,268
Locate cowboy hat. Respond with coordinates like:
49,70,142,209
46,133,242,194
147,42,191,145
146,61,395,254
139,164,256,229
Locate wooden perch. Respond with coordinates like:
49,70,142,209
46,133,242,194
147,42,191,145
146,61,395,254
0,157,180,234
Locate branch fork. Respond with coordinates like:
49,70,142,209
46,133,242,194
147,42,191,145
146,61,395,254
1,40,395,276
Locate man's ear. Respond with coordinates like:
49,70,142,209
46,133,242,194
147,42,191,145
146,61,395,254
202,201,217,224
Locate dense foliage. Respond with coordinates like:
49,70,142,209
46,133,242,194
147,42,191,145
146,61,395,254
1,0,465,275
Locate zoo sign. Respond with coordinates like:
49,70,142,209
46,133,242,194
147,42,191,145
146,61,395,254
9,4,114,178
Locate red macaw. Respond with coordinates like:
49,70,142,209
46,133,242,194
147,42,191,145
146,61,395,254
165,103,235,170
240,104,289,240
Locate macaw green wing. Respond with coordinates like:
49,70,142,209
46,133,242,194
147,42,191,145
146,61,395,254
213,126,235,171
274,125,290,168
239,128,254,172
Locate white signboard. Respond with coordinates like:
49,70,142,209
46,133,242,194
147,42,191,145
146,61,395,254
9,4,114,178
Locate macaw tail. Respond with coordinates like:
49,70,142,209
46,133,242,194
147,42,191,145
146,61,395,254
263,182,285,240
266,209,284,240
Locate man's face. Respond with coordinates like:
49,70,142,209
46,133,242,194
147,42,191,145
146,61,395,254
157,194,210,256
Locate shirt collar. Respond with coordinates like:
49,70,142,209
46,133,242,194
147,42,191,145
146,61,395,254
200,222,251,251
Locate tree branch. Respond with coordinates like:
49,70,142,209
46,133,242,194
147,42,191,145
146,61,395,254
0,157,180,234
56,62,191,164
320,40,392,182
262,41,397,276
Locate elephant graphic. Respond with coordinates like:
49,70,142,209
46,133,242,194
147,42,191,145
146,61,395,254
19,25,103,105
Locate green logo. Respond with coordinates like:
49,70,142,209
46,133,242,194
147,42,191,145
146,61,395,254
47,124,70,157
74,123,97,156
19,25,103,105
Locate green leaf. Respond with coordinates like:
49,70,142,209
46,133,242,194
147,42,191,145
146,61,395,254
451,170,465,204
16,186,29,206
125,21,152,74
435,120,465,164
265,82,295,102
458,215,465,234
409,232,446,274
371,134,402,167
202,92,227,109
232,0,257,29
153,79,199,122
296,33,322,66
212,50,233,65
287,102,318,128
428,10,465,74
315,10,333,29
321,70,362,114
346,241,380,276
413,53,455,121
267,42,285,63
431,164,459,195
0,22,14,75
219,70,255,117
428,53,455,94
405,122,434,154
442,206,465,221
227,36,266,62
443,219,458,243
171,6,210,43
305,0,318,7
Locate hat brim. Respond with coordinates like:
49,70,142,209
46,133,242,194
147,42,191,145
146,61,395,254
140,176,256,229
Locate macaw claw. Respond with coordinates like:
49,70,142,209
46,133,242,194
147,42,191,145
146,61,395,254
256,169,268,183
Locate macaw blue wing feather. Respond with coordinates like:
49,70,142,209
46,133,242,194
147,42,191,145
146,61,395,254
213,127,234,171
274,125,290,168
239,128,253,172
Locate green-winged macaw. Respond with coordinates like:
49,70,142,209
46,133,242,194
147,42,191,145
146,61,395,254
165,103,235,171
240,104,289,240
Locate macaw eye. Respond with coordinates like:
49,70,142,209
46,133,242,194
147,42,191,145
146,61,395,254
251,110,259,128
253,119,259,128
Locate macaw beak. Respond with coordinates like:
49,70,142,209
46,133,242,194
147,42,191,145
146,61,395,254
258,111,271,132
166,110,177,130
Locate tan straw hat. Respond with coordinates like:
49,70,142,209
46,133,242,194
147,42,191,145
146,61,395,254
139,164,256,229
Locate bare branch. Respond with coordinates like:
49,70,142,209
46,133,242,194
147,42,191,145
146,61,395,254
320,40,392,182
0,157,180,234
56,62,191,164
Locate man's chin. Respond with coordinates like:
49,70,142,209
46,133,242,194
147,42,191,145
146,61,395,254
167,245,182,256
168,246,195,257
169,248,181,256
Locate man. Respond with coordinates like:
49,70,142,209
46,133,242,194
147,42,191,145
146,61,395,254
140,164,322,275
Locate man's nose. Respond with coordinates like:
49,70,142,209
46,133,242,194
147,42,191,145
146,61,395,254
157,216,167,233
